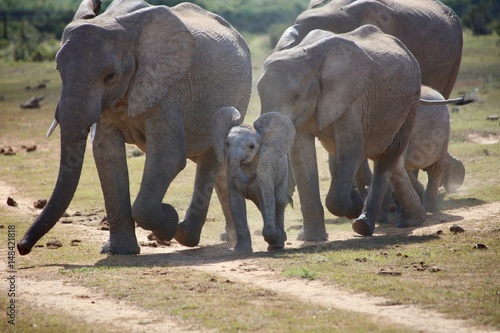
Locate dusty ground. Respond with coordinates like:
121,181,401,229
1,181,499,333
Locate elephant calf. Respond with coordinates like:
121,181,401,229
212,107,296,254
399,86,466,212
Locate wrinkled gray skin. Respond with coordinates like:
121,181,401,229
17,0,252,255
257,26,427,238
212,107,296,254
371,87,466,222
277,0,463,99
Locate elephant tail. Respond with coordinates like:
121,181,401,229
420,88,479,106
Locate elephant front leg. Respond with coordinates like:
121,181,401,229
174,150,220,247
257,181,287,252
227,177,252,254
352,158,392,236
214,170,237,244
291,133,328,241
93,124,140,255
132,112,185,242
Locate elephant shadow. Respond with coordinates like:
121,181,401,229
53,233,441,271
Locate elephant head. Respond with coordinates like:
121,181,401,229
258,28,374,131
212,107,295,185
274,0,394,51
17,0,196,255
442,152,465,193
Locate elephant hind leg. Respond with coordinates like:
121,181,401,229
392,157,427,228
422,163,444,212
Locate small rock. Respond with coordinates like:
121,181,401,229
20,96,45,109
486,114,499,121
287,225,302,231
46,239,63,249
7,197,18,207
436,230,443,235
61,220,73,224
450,224,465,234
473,243,488,250
378,270,402,276
139,241,158,248
1,147,15,156
429,266,441,273
70,239,82,246
26,145,37,152
34,199,47,209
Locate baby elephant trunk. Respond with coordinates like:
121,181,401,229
228,156,256,185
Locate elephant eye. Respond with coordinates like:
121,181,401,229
291,94,300,104
249,144,255,149
104,72,115,85
226,141,230,147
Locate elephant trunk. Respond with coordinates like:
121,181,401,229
17,109,91,255
228,156,256,186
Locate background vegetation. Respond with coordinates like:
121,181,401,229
1,0,499,61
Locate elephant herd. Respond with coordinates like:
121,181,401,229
17,0,472,256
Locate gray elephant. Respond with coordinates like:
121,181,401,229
17,0,252,255
257,26,427,239
404,86,467,212
276,0,462,99
356,86,467,222
211,107,296,254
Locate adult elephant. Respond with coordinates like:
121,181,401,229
17,0,252,255
277,0,463,99
257,26,427,239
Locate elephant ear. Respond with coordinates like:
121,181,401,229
211,107,244,164
315,36,373,130
117,6,195,117
73,0,102,20
354,0,395,33
308,0,331,9
274,25,300,51
254,112,296,166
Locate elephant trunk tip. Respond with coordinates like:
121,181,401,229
17,240,33,256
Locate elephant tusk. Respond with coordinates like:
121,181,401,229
90,123,97,142
46,119,59,139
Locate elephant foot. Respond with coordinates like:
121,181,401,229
352,210,376,236
150,204,179,242
396,206,427,228
325,190,363,219
297,226,328,242
423,199,438,213
100,240,140,255
264,233,286,252
267,243,285,252
174,221,201,247
134,203,179,242
99,228,141,255
233,239,253,254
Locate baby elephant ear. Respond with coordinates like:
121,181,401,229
254,112,296,163
73,0,102,20
211,107,244,164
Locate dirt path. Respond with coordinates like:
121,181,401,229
1,181,498,333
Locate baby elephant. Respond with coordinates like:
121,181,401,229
212,107,296,254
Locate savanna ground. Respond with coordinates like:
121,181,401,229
1,31,499,332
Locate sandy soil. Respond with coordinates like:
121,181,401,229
1,181,499,333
